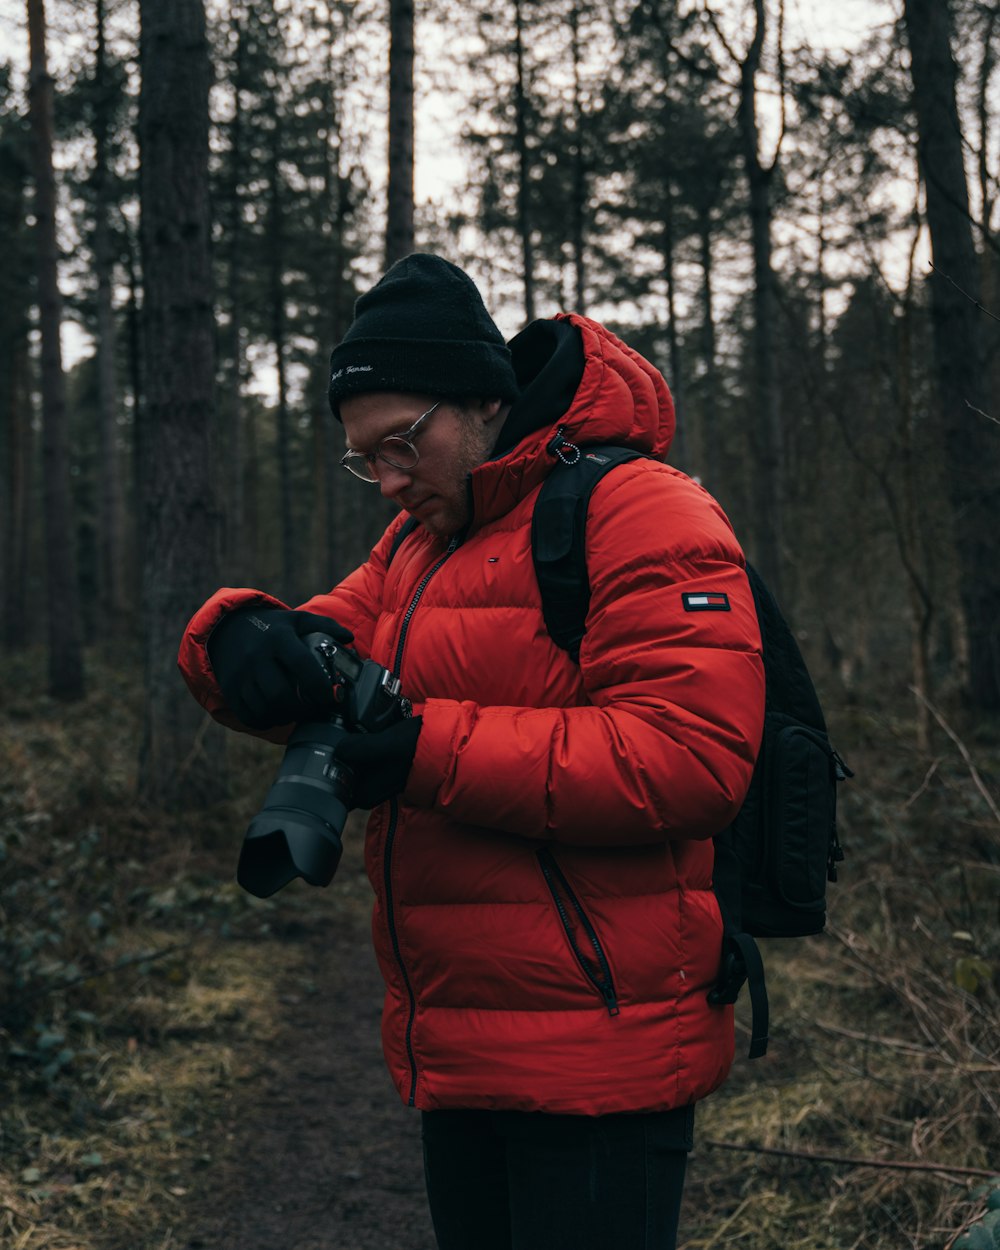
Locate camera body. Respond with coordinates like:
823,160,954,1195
236,633,412,899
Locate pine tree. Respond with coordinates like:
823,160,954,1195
903,0,1000,710
137,0,224,804
0,65,34,650
26,0,86,699
386,0,414,265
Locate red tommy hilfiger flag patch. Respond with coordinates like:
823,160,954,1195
682,592,731,612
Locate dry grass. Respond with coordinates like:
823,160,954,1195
2,656,999,1249
0,901,309,1250
683,707,1000,1249
0,649,323,1250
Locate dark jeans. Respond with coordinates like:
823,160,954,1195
420,1105,694,1250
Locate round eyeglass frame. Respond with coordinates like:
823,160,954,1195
339,400,443,483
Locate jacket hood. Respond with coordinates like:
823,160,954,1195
469,314,676,528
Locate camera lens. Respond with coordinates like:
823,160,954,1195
237,720,353,898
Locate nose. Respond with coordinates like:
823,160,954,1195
376,460,413,501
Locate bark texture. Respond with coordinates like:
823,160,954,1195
904,0,1000,709
137,0,225,804
386,0,414,266
736,0,784,603
513,0,536,322
26,0,86,699
93,0,127,631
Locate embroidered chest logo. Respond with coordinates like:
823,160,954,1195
682,592,731,612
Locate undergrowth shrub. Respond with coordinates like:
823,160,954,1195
2,656,998,1249
0,650,291,1250
687,707,1000,1249
0,650,274,1091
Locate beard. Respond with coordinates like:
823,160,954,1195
407,412,495,537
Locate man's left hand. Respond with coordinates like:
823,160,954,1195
333,717,423,809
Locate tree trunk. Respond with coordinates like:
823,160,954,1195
26,0,86,699
386,0,414,266
898,253,934,752
661,180,685,468
513,0,536,323
122,207,144,597
975,4,997,252
697,209,718,490
904,0,1000,709
737,0,784,603
321,6,349,582
0,119,32,650
976,6,998,360
266,132,295,602
244,400,260,584
220,3,248,582
137,0,225,805
93,0,127,634
816,170,829,365
569,1,587,313
2,341,31,650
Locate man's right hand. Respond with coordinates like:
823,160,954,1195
207,607,354,730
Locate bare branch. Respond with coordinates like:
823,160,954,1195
908,687,1000,827
702,1139,998,1180
701,0,740,66
967,400,1000,428
928,262,1000,321
774,0,788,163
902,756,942,808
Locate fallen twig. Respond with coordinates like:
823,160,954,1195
702,1139,997,1180
814,1019,936,1056
967,400,1000,427
902,756,941,809
943,1197,991,1250
10,939,198,1006
908,687,1000,828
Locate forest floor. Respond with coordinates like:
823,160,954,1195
2,649,999,1250
156,834,439,1250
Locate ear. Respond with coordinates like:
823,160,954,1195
481,398,503,424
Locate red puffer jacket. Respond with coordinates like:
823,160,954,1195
179,314,765,1115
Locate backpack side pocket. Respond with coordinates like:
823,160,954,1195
762,722,836,935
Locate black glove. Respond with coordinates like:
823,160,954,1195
333,716,423,809
208,606,354,729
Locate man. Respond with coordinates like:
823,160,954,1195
179,253,765,1249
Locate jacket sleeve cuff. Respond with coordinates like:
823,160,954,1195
403,698,457,808
177,588,289,730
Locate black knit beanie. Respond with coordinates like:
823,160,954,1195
328,253,519,417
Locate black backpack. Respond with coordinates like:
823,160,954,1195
532,445,852,1058
388,443,852,1058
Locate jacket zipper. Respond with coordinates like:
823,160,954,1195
386,537,460,1106
537,847,620,1016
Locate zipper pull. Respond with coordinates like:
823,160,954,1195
548,427,581,465
828,825,845,882
832,750,854,781
602,984,621,1017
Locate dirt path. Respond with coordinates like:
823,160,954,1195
185,839,437,1250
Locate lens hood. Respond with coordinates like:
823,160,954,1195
237,811,345,899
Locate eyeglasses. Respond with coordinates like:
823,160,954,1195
340,400,442,483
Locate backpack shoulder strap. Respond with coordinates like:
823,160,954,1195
709,828,770,1059
533,447,775,1059
532,445,644,661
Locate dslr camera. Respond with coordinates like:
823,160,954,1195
236,633,412,899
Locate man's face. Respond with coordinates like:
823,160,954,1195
340,392,501,537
